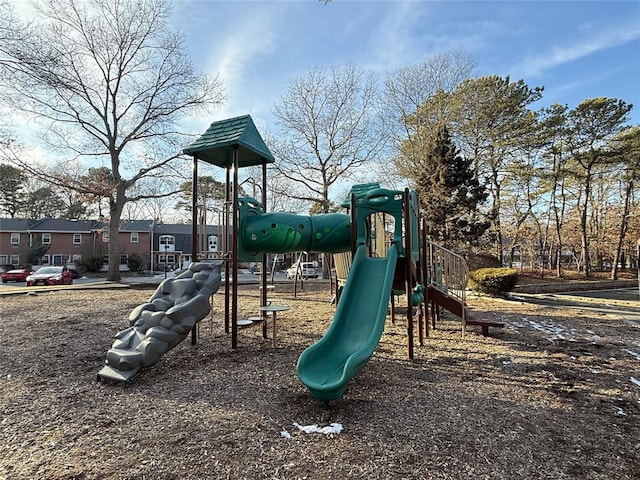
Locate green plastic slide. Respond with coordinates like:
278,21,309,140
296,243,398,402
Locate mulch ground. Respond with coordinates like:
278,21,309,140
0,281,639,479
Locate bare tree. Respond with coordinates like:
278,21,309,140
385,52,478,214
0,0,27,68
135,177,186,223
269,65,385,213
382,51,476,141
0,0,225,280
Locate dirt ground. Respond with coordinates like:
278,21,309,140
0,281,639,480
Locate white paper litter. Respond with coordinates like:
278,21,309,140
293,422,343,435
280,430,292,439
631,377,640,388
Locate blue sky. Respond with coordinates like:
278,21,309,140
171,0,640,133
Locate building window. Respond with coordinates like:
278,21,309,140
131,232,139,243
120,254,128,265
159,235,175,247
73,233,82,245
42,255,50,265
208,235,218,252
10,255,19,266
42,233,51,244
10,233,20,245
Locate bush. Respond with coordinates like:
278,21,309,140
78,255,104,273
464,253,503,271
127,253,144,273
468,267,518,297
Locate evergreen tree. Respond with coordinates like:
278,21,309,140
416,124,489,247
0,163,26,217
24,187,66,219
175,176,226,225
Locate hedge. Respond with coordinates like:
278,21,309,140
468,267,519,297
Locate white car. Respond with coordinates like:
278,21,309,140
286,262,318,279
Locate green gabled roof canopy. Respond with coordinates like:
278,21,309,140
340,182,381,208
183,114,275,168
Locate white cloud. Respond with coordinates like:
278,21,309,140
366,2,423,68
514,23,640,78
198,6,281,123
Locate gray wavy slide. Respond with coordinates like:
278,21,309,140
97,261,222,383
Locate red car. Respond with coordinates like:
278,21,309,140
1,269,32,283
26,266,73,286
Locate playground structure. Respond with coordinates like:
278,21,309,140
98,115,495,400
297,187,425,403
97,261,223,383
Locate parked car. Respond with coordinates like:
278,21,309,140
66,263,81,279
0,264,16,274
26,266,73,286
1,268,32,283
286,262,318,279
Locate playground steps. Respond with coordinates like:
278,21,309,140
97,364,140,383
426,285,505,336
426,285,463,317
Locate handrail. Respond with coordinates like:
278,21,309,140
425,240,470,334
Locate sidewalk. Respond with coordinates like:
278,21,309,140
0,270,282,296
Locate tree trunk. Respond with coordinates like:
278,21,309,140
107,182,126,282
490,173,503,264
580,172,592,278
107,206,121,282
611,178,633,280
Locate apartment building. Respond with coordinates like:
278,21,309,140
0,217,152,270
0,217,225,272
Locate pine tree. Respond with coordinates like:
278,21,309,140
416,124,489,247
0,163,26,218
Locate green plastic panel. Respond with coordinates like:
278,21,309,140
237,197,351,261
183,115,275,168
296,243,398,402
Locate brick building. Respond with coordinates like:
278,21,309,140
0,217,153,271
0,217,229,273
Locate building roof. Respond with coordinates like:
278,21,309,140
1,217,155,233
119,220,154,232
0,219,218,238
182,114,275,168
0,218,34,231
28,218,96,233
153,223,219,235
